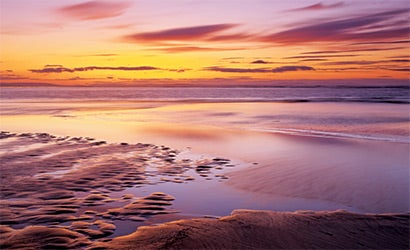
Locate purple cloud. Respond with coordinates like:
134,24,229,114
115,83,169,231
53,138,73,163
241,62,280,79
271,66,315,73
30,66,160,73
299,59,329,62
205,33,252,42
204,65,314,73
251,60,271,64
58,1,131,20
290,2,344,11
204,66,270,73
168,68,191,73
389,59,410,63
122,24,238,43
351,40,410,46
301,47,404,54
157,46,245,53
321,59,410,66
30,67,74,73
284,55,360,59
320,61,381,66
263,9,409,44
385,68,410,72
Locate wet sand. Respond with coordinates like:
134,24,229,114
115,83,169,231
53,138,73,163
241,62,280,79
225,135,409,213
0,132,235,248
91,210,409,250
1,101,409,249
0,131,409,249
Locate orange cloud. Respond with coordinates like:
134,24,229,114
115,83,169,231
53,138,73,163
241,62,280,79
57,1,131,20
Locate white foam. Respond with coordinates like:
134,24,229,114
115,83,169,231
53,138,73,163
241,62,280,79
249,127,410,143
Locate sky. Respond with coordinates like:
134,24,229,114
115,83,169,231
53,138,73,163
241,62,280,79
0,0,409,86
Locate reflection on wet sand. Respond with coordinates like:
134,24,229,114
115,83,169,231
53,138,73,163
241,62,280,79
0,132,236,248
0,100,409,249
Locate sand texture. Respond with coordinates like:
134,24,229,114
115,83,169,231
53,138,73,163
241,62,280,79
1,131,409,249
90,209,409,250
0,131,234,248
226,150,409,213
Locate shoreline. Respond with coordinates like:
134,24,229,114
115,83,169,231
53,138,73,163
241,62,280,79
1,101,408,146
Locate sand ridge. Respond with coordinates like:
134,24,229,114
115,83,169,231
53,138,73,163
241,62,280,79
90,209,409,249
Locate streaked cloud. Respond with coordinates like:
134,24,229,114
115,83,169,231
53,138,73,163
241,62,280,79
44,64,63,68
103,23,135,30
301,47,405,54
74,53,118,57
168,68,191,73
321,59,410,66
387,55,410,59
204,66,270,73
290,2,344,11
122,24,239,43
57,1,131,21
351,40,410,46
204,65,314,73
156,46,245,53
321,61,381,66
205,33,252,42
387,68,410,72
251,60,271,64
30,65,160,73
272,66,315,73
299,59,328,62
389,59,410,63
284,55,360,59
263,9,409,44
29,65,192,74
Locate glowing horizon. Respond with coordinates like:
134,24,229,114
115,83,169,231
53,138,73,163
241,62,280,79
0,0,409,86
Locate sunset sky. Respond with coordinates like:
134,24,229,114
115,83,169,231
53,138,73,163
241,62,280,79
0,0,409,86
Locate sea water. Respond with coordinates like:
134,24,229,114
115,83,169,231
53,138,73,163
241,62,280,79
1,86,408,103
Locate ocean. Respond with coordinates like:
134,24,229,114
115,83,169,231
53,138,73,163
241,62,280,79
1,86,409,103
1,86,409,143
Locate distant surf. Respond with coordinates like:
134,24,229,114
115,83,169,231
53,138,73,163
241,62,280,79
1,86,408,104
250,127,410,143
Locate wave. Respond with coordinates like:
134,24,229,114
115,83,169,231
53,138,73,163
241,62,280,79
250,127,410,143
0,86,408,104
1,97,408,104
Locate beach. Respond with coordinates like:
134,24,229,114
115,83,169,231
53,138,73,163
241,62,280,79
0,87,409,249
2,0,410,248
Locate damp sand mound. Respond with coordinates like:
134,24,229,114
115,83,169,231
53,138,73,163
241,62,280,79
91,209,409,250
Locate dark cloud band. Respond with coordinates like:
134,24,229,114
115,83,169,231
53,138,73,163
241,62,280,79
204,66,314,73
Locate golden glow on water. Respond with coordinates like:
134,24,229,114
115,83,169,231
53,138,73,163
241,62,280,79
1,100,409,150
